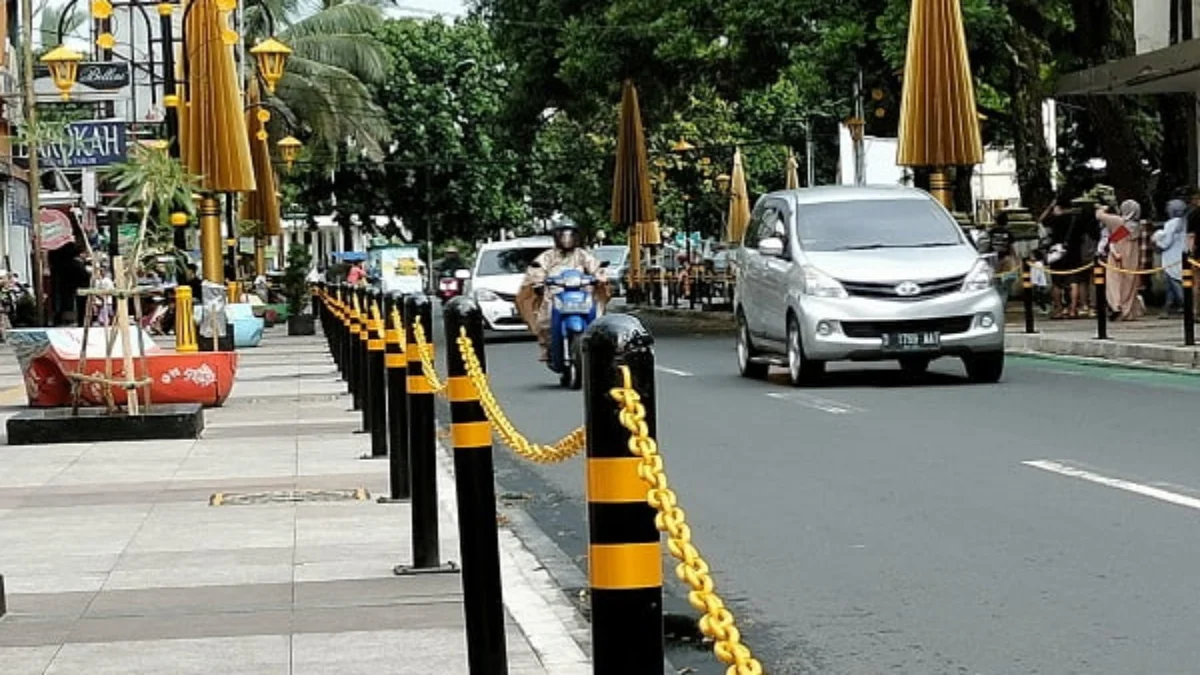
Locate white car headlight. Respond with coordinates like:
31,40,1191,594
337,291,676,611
961,259,994,292
474,288,501,302
802,267,848,298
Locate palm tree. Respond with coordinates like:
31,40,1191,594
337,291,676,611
245,0,392,165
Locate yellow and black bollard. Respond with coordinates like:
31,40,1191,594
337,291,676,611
394,293,455,575
366,289,388,459
357,287,372,427
583,314,664,673
1184,252,1195,346
444,296,508,674
174,285,199,353
381,291,411,501
339,285,352,384
1021,258,1035,335
1094,258,1108,340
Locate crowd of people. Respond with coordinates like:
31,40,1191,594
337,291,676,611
993,186,1200,323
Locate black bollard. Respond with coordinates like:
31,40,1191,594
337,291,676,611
357,287,372,428
366,290,389,459
1094,259,1108,340
381,292,411,501
1022,258,1035,334
583,314,664,674
1185,252,1195,346
340,286,352,383
394,294,457,576
444,297,508,674
0,573,6,617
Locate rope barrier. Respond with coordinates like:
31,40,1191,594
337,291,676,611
610,365,762,675
456,329,587,464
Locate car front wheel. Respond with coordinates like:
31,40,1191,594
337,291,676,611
736,312,768,380
963,352,1004,383
787,316,825,387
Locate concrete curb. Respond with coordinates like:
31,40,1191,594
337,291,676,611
615,305,734,327
1005,332,1200,369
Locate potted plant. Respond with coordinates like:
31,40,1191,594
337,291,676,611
284,245,315,336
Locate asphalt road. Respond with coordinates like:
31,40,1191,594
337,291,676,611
457,317,1200,674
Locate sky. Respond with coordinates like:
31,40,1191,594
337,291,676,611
388,0,468,19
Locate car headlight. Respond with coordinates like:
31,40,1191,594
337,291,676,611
802,267,848,298
961,259,994,292
474,288,500,302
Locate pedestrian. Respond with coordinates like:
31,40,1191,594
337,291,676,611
991,212,1017,304
1028,251,1051,314
1097,199,1144,321
346,260,366,286
1040,195,1082,318
1154,199,1188,317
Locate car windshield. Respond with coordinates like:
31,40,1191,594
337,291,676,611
476,247,548,276
796,199,964,252
594,247,627,265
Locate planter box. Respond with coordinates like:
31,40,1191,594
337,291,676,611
7,404,204,445
287,315,316,336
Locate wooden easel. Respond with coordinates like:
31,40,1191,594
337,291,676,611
69,257,154,415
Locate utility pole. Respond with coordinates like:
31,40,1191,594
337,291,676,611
853,70,866,187
805,117,815,187
20,0,45,324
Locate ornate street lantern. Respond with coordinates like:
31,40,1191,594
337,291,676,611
40,45,84,101
277,136,302,170
250,38,292,94
670,138,695,153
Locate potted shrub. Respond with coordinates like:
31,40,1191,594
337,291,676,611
284,245,315,336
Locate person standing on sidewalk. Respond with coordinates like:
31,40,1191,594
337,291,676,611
1154,199,1187,317
1097,199,1144,321
1041,195,1082,318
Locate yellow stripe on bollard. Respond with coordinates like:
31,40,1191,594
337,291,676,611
586,457,650,502
451,421,492,447
588,543,663,589
446,375,477,402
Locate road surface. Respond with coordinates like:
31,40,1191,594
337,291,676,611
450,317,1200,674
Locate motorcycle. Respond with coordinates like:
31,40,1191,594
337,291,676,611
543,263,607,390
438,269,470,305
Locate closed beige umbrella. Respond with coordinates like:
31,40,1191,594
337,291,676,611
727,148,751,245
183,0,254,193
895,0,983,208
785,148,800,190
610,80,658,295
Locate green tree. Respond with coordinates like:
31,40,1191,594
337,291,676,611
246,0,392,164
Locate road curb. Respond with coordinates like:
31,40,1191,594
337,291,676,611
1005,332,1200,370
614,305,734,328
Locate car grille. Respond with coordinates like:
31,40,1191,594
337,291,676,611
493,291,517,302
841,275,966,300
840,316,974,339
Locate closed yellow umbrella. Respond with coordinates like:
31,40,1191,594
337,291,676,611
183,0,254,193
785,148,800,190
241,78,281,237
610,80,658,294
895,0,983,208
727,148,751,245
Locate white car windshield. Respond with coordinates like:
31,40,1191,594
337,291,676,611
797,199,964,252
476,247,548,276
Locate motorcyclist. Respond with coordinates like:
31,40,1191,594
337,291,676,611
519,218,607,362
436,246,470,277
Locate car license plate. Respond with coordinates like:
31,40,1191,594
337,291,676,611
881,331,940,351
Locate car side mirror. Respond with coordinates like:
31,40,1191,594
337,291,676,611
758,237,785,257
454,269,471,280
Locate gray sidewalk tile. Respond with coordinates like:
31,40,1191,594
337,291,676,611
0,645,58,675
44,635,290,675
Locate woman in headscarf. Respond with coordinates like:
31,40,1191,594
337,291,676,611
1096,199,1144,321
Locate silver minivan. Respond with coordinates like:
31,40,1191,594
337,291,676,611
734,185,1005,385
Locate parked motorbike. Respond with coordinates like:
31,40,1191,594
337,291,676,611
438,269,470,304
542,263,607,390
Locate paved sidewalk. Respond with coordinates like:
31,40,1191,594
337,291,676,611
1005,315,1200,369
0,329,589,674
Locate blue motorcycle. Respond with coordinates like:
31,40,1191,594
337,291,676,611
542,265,606,389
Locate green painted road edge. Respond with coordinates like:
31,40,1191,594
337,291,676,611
1008,349,1200,382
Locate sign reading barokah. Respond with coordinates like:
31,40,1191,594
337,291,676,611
13,120,128,169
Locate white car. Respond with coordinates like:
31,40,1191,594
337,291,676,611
465,237,553,332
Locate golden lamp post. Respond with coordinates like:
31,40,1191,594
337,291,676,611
250,38,292,94
277,136,302,171
40,45,84,101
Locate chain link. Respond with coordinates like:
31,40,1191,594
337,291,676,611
455,329,586,463
411,320,447,394
609,365,762,675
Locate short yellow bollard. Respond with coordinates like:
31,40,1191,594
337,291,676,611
174,286,199,353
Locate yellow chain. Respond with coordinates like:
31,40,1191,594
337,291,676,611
411,320,447,393
609,365,762,675
455,329,586,463
1097,259,1180,276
